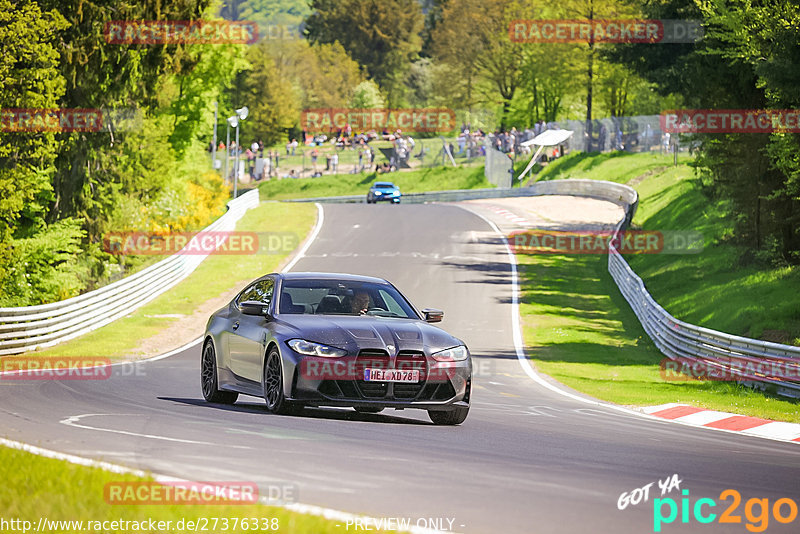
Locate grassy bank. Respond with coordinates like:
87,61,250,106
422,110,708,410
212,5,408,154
28,202,317,360
518,151,800,421
519,253,800,422
530,150,692,184
626,167,800,344
0,445,356,533
258,166,491,200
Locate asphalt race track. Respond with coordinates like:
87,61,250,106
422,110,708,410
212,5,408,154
1,202,799,533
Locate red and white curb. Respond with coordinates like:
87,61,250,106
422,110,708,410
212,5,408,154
641,403,800,443
481,205,531,226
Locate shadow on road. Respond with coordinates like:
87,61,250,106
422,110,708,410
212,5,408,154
158,397,432,425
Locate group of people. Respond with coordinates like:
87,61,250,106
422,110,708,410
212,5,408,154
211,139,286,181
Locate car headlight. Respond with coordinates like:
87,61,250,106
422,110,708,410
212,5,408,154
374,191,382,195
431,345,469,362
287,339,347,357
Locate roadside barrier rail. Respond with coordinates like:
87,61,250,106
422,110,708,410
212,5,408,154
0,190,260,356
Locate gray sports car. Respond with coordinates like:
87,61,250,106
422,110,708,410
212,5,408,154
201,272,471,425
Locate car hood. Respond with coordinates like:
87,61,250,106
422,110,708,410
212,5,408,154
277,315,463,355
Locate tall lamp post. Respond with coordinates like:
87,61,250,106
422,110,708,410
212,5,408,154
212,101,218,169
225,115,237,187
232,106,249,199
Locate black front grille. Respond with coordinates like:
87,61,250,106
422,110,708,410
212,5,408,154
318,349,458,402
393,351,427,399
354,350,390,398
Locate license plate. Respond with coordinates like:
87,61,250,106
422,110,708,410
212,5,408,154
364,368,420,383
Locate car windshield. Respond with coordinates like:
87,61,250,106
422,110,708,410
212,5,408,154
375,183,396,189
279,279,418,318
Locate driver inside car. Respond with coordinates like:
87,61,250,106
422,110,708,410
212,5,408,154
350,291,370,315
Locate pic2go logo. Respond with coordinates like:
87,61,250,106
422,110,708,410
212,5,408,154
653,489,799,532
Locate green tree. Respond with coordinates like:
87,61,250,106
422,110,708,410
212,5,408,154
305,0,424,105
238,40,300,145
431,0,525,127
350,81,386,109
608,0,800,262
0,0,88,305
219,0,310,39
269,40,364,109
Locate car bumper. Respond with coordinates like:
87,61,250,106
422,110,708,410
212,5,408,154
371,194,401,202
284,351,471,410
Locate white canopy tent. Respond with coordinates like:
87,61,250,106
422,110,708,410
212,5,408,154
517,129,574,183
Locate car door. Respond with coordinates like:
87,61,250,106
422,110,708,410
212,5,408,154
228,277,275,385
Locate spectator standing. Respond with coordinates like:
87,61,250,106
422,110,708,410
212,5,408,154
331,152,339,174
598,125,608,152
245,148,254,178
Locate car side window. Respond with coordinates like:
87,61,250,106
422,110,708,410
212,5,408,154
238,278,274,307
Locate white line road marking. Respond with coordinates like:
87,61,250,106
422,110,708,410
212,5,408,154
283,202,324,273
59,413,251,448
524,406,562,417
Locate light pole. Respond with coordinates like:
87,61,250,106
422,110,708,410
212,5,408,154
212,101,218,170
232,106,249,199
225,115,238,187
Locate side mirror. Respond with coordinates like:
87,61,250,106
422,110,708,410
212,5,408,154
421,308,443,323
240,301,272,319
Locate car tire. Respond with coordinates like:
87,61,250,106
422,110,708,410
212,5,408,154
201,341,238,404
263,346,298,415
428,405,469,425
354,407,383,414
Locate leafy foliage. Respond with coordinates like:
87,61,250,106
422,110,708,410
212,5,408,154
305,0,424,105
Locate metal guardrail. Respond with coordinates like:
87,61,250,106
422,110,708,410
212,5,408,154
284,179,637,224
601,184,800,398
0,190,260,356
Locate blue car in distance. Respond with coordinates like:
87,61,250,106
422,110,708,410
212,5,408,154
367,182,401,204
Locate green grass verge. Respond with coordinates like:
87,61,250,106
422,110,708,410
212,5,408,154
531,150,692,184
0,445,355,533
518,151,800,420
258,165,492,200
519,253,800,422
625,167,800,344
29,202,317,360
